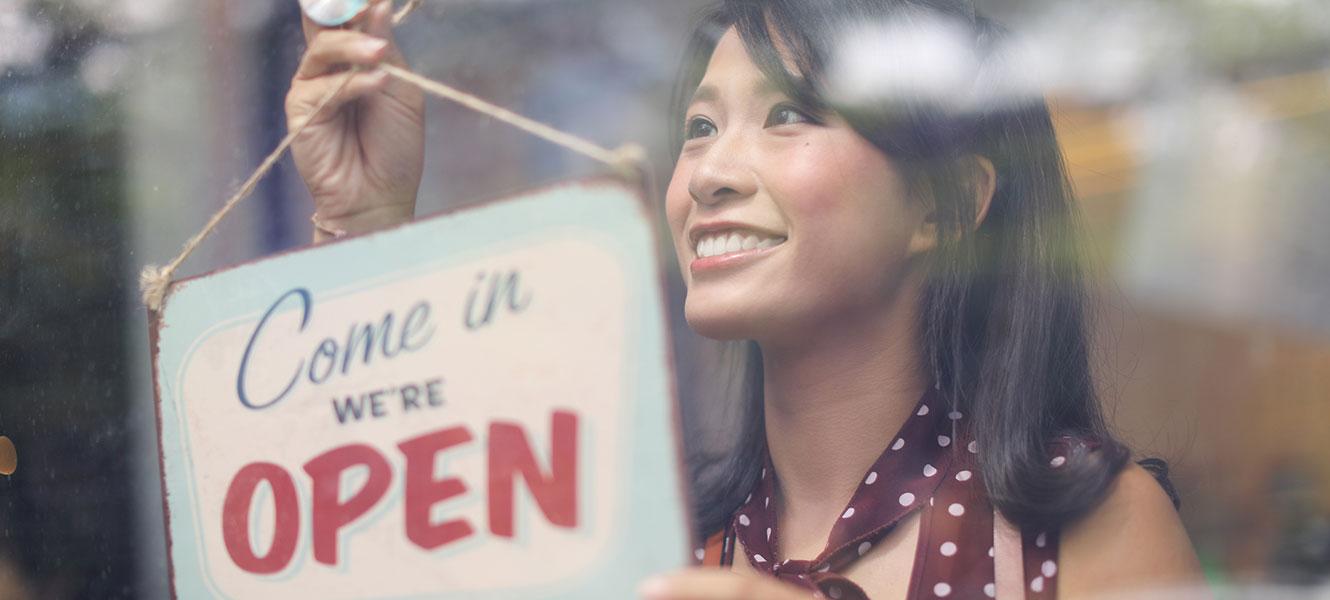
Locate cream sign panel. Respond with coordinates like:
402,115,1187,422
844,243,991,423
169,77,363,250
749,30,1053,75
151,180,689,598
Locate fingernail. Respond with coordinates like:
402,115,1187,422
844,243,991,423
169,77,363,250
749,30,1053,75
637,576,669,599
362,39,388,53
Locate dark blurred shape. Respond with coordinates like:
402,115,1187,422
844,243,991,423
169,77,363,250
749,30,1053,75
0,4,137,598
1266,464,1330,586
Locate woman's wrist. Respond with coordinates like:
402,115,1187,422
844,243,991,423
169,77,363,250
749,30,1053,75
311,201,416,244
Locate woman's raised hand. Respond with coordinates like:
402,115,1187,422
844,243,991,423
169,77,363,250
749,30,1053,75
287,0,425,242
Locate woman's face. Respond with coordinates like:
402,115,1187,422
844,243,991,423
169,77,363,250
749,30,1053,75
665,27,933,344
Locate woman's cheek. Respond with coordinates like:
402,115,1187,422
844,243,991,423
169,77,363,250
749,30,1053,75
663,164,694,282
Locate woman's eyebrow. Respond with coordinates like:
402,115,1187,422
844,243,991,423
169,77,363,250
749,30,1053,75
689,84,719,107
689,79,785,108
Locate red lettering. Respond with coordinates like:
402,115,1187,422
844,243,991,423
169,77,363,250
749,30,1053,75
487,410,579,538
221,462,300,574
397,425,475,549
220,411,583,572
303,444,392,565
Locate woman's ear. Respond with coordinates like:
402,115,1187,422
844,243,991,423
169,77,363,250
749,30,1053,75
972,155,997,230
907,157,997,256
908,208,940,256
908,179,941,256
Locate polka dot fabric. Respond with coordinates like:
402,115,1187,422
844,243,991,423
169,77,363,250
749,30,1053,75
701,390,1069,599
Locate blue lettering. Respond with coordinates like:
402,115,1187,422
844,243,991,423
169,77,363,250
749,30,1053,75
237,289,437,411
401,302,434,352
308,339,339,384
237,288,311,410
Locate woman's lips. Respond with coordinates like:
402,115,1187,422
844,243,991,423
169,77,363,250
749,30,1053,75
689,243,783,275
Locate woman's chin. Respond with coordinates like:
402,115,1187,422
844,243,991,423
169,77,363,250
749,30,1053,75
684,302,764,341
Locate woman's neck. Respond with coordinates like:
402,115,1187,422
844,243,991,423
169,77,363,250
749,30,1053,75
758,275,926,557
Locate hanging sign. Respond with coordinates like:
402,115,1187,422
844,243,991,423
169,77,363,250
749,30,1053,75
149,178,690,599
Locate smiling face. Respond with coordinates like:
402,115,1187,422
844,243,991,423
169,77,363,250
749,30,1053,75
665,28,935,344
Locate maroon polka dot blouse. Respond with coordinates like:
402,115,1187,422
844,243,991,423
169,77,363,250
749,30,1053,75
697,389,1080,599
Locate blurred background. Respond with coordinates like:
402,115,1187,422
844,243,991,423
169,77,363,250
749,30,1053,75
2,0,1329,597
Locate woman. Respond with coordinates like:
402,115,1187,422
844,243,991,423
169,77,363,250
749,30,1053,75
286,0,1205,598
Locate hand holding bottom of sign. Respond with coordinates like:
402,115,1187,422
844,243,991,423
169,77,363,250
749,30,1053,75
288,0,425,243
639,569,819,600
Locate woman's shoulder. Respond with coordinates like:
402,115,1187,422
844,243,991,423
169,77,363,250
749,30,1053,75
1057,461,1207,597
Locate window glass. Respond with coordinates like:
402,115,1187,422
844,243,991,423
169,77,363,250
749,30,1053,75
2,0,1329,596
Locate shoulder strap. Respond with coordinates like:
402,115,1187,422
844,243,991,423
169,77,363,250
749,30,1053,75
701,530,726,567
700,522,737,568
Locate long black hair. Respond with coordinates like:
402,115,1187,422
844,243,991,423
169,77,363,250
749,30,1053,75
672,0,1142,538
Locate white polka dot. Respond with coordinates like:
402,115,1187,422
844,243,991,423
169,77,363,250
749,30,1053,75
754,554,767,563
1035,532,1047,548
745,493,752,503
918,404,930,416
937,435,951,447
828,586,842,599
1050,456,1067,468
934,582,952,597
761,468,766,479
1042,560,1058,577
923,464,938,477
766,527,772,541
865,471,878,485
948,503,965,517
899,492,916,506
892,438,905,451
842,507,856,519
694,548,705,561
948,410,963,420
967,440,978,454
988,546,995,558
738,514,750,526
818,564,831,573
984,583,996,597
1031,576,1045,592
940,542,957,557
929,496,935,506
764,496,770,508
858,541,872,556
956,470,972,482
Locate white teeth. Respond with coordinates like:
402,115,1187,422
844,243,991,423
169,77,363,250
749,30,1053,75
694,230,786,258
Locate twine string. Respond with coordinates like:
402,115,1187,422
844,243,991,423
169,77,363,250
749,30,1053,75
139,0,648,312
138,70,355,311
392,0,422,25
377,64,646,177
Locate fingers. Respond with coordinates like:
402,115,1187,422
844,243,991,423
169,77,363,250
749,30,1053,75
366,0,394,40
289,0,421,129
638,570,817,600
286,69,390,127
295,30,389,80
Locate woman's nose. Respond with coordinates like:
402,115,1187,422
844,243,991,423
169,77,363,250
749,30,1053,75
687,132,757,206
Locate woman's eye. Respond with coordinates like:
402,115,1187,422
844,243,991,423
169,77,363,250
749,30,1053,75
766,105,816,127
684,117,717,140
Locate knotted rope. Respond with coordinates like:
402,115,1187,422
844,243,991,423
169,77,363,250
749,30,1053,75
139,0,647,312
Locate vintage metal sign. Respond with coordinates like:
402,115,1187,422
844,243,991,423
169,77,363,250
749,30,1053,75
149,179,690,598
